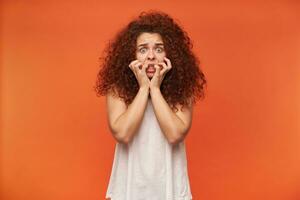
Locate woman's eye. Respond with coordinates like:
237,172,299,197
139,47,164,53
156,47,164,53
139,48,147,53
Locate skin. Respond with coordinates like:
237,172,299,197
106,32,193,145
129,32,178,94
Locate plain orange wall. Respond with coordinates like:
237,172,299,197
1,1,300,200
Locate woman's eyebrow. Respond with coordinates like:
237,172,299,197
137,43,164,47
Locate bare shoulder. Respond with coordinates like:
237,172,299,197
174,98,194,115
106,89,127,110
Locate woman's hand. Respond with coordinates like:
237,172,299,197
149,57,172,90
129,60,150,89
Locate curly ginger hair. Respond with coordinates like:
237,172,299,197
94,10,207,112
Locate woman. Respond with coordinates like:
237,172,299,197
94,10,207,200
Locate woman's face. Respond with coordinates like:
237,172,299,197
136,32,166,78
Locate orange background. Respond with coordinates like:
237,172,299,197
1,1,300,200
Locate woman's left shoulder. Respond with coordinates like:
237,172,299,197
175,97,194,114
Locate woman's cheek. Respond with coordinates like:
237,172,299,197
137,54,145,61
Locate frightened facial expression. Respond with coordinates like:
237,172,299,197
136,32,166,78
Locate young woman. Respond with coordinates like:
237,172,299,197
94,10,207,200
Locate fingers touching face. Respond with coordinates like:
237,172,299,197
136,32,166,78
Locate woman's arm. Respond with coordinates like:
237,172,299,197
106,87,149,144
150,88,193,145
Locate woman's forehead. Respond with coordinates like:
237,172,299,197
136,32,164,45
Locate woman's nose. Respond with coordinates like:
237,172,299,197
147,50,155,60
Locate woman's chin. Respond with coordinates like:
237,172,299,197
146,72,155,78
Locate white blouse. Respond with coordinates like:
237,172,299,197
106,98,193,200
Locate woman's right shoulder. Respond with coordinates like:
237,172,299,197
106,89,127,110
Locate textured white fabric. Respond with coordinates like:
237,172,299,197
105,98,193,200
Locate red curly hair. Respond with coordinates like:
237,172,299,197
94,10,207,112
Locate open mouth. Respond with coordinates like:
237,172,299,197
146,64,156,73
